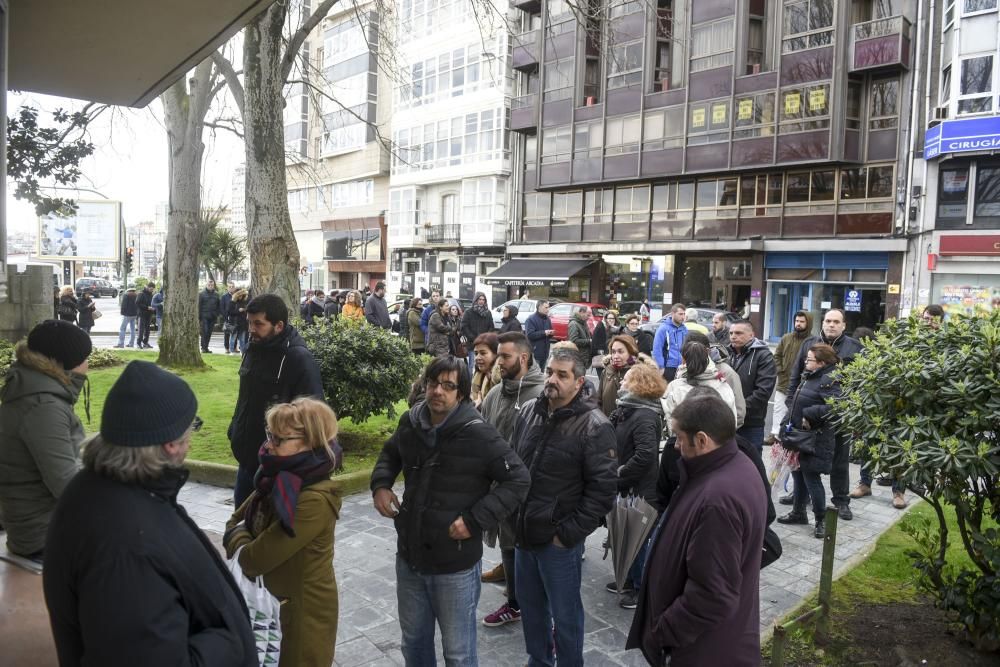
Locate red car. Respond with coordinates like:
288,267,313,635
548,302,609,340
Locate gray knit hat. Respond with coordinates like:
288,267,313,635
101,361,198,447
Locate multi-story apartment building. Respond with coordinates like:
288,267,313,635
384,0,513,304
501,0,918,339
911,0,1000,317
285,0,391,293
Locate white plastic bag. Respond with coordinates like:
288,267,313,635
228,547,282,666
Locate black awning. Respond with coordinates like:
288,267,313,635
482,258,593,287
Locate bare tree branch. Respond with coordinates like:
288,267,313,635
211,51,245,115
204,121,245,139
281,0,342,82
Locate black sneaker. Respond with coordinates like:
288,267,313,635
778,493,795,506
814,521,826,539
837,504,853,521
777,511,809,525
605,581,634,594
619,591,639,609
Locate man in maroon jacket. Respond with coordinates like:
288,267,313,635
626,391,767,666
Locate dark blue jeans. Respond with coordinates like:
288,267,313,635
860,463,903,493
792,469,826,522
516,541,585,667
233,460,256,507
627,538,650,590
737,424,766,454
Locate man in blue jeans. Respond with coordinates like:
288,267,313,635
115,286,138,348
371,355,529,666
510,347,617,666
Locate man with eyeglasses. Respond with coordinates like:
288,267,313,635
44,361,258,666
371,355,530,666
479,333,547,627
509,346,617,667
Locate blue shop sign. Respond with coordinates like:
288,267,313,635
924,116,1000,159
845,288,862,313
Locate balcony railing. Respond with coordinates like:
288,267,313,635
851,15,911,72
424,224,461,244
512,29,539,72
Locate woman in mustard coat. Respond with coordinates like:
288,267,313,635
224,397,343,667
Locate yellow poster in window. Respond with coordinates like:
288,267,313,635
691,108,706,128
784,92,801,115
712,103,727,124
738,98,753,121
809,88,826,112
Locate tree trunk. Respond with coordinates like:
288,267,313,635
158,64,217,368
243,5,301,310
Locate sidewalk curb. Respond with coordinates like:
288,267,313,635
185,459,373,497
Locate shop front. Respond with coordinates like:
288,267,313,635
764,251,903,342
929,234,1000,316
482,258,597,302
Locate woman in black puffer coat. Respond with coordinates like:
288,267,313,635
608,362,667,607
778,342,841,539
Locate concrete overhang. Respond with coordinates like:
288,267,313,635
8,0,276,107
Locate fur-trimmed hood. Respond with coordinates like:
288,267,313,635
2,343,87,408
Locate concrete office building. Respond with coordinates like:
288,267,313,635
910,0,1000,317
285,0,391,293
500,0,918,339
384,0,513,304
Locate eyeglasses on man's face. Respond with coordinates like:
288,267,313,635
425,378,458,392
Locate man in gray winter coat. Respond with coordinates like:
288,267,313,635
0,320,92,561
364,281,392,329
479,332,546,628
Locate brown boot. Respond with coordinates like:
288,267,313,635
481,562,506,583
850,483,872,499
892,491,907,509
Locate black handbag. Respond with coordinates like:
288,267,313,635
779,425,817,455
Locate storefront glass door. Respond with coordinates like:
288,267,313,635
768,282,886,341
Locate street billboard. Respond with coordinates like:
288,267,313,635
37,200,121,261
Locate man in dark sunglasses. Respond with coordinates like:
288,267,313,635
371,355,530,666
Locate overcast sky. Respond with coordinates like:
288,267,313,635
5,92,243,234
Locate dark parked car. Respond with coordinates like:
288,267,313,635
75,277,118,299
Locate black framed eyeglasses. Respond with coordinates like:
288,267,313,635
191,416,204,432
425,378,459,392
265,429,303,447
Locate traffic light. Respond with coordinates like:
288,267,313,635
124,247,134,274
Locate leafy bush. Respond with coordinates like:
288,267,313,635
831,310,1000,649
87,348,124,369
0,338,15,377
297,317,424,424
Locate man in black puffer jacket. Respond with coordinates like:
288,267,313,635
228,294,323,506
785,307,863,520
510,347,617,667
370,355,529,666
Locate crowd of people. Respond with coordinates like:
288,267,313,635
0,288,953,666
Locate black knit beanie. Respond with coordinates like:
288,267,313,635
101,361,198,447
27,319,93,370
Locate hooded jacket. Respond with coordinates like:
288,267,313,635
120,290,139,317
370,399,530,574
627,440,766,666
707,344,746,428
511,384,618,549
461,292,495,344
773,312,814,393
426,311,456,356
611,393,663,505
44,467,258,667
785,363,841,475
225,479,342,667
480,362,546,442
727,338,777,429
661,360,738,436
0,347,86,557
227,324,324,465
499,304,523,333
567,313,592,362
653,318,688,369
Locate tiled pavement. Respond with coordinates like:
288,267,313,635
180,457,913,667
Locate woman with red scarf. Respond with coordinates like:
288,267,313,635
224,397,344,667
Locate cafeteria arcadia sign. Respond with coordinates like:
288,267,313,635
924,116,1000,159
483,278,569,287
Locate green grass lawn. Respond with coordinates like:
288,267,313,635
74,350,402,474
762,501,998,665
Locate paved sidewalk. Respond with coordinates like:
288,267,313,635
181,459,913,667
